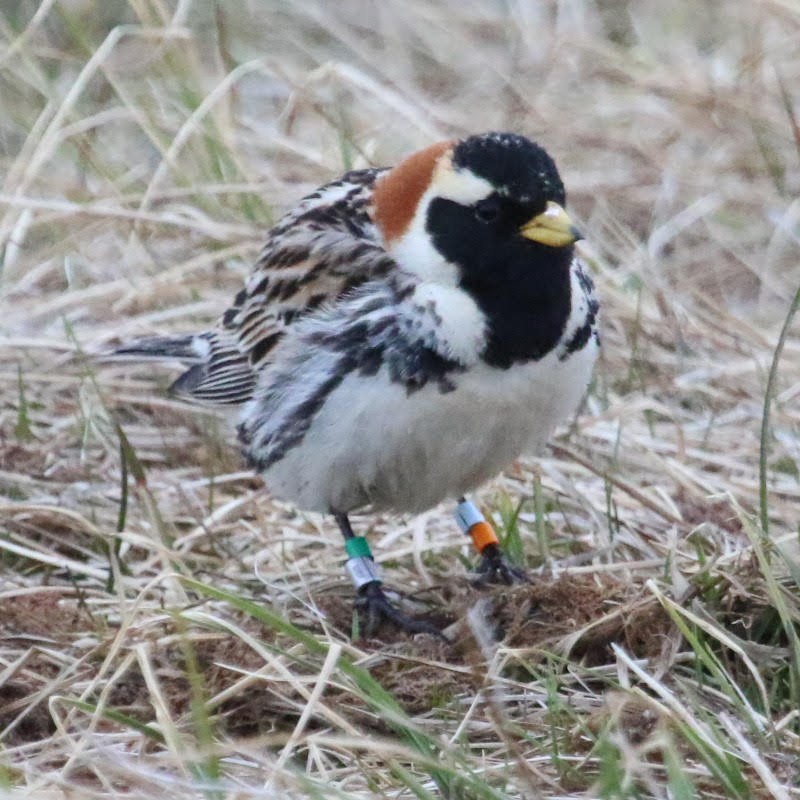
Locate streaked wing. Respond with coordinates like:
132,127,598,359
172,167,398,404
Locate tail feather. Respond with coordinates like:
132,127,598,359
170,360,256,405
113,334,208,363
112,332,255,406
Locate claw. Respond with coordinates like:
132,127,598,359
473,543,530,586
354,582,448,640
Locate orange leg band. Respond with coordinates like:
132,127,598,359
469,520,500,553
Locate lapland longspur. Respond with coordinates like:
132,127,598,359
116,132,599,637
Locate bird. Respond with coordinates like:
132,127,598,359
114,132,599,638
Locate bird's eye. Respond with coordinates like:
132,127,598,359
474,197,501,224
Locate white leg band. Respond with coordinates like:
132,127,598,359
345,556,382,590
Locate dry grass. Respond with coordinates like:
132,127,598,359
2,1,800,797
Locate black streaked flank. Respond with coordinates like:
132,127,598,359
559,267,600,361
240,283,465,472
246,367,350,470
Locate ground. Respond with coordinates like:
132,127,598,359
1,1,799,798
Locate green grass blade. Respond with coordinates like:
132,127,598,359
759,283,800,535
181,577,509,800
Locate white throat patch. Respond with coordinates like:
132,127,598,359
408,282,487,366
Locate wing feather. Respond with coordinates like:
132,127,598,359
144,167,399,406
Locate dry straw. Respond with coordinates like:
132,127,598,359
1,1,799,798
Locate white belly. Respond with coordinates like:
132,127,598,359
259,339,597,513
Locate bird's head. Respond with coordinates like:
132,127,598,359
371,132,581,290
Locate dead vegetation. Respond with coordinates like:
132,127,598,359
1,1,799,797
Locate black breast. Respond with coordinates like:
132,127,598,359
426,197,574,369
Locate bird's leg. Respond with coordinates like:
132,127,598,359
334,513,445,639
455,497,529,585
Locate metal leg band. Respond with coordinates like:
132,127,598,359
345,556,382,590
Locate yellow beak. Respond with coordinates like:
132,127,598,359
519,201,582,248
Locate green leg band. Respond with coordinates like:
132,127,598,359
344,537,380,589
345,536,372,559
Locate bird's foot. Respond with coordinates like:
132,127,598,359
473,543,530,586
354,581,447,640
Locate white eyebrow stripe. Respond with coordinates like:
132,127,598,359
432,157,494,205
